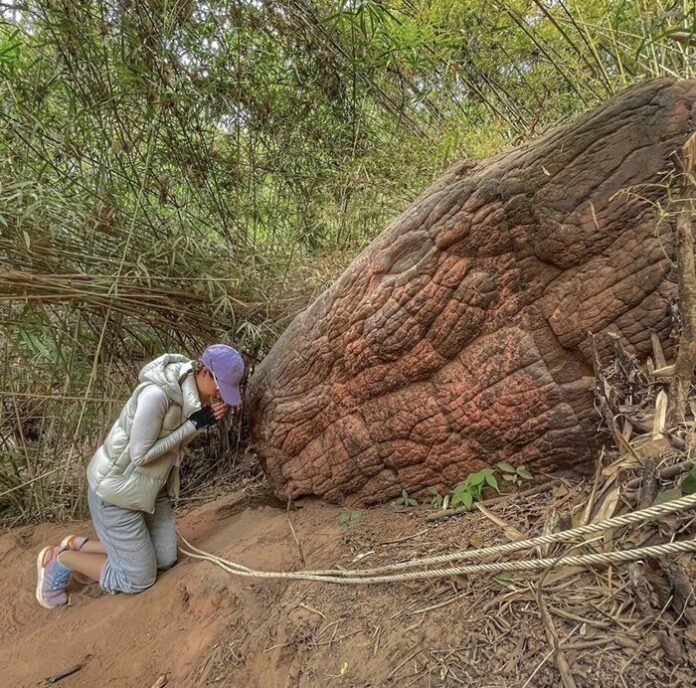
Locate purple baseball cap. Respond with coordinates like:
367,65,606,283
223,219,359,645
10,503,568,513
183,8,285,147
200,344,245,406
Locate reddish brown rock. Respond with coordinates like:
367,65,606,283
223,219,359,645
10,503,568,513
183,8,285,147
248,78,696,505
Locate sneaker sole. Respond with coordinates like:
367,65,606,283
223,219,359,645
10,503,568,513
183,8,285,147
60,535,75,549
35,546,54,609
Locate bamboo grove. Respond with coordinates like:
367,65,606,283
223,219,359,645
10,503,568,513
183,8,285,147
0,0,693,525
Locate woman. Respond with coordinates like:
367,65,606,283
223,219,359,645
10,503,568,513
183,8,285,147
36,344,245,608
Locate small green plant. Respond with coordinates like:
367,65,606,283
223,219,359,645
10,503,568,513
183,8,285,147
654,464,696,505
338,509,364,531
393,490,418,508
681,465,696,495
451,468,498,510
427,486,444,508
654,487,682,505
497,462,533,486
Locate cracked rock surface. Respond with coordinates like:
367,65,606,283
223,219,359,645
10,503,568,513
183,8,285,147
248,78,696,505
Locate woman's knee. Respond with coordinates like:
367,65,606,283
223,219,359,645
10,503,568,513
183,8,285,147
116,569,157,594
156,552,177,571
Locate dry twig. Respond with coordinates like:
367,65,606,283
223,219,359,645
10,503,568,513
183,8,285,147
668,134,696,424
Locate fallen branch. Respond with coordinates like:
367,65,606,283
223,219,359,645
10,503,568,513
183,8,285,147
668,134,696,424
45,664,82,684
287,516,306,567
657,555,696,627
535,581,578,688
638,456,659,509
474,501,525,541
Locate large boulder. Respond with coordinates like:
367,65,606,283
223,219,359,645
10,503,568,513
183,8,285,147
248,78,696,505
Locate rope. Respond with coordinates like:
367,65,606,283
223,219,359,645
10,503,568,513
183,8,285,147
178,536,696,585
178,491,696,581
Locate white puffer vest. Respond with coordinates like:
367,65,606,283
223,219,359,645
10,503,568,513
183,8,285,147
87,354,202,513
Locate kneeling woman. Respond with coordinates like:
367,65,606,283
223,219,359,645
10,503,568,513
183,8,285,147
36,344,244,608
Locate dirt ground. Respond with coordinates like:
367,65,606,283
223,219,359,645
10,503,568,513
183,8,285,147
1,478,695,688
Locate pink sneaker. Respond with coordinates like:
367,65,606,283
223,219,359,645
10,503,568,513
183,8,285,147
60,536,93,585
60,535,88,551
36,545,71,609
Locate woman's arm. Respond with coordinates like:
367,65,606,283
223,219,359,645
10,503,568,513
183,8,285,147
129,385,198,466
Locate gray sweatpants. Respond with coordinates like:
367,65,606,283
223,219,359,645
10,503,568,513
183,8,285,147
87,487,178,594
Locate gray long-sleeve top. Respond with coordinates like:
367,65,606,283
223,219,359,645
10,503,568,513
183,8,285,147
129,385,199,466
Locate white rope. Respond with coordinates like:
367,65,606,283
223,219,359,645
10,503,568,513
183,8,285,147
178,491,696,579
179,536,696,585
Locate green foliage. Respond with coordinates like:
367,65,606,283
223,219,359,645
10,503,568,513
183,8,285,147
451,468,499,510
338,509,364,531
680,466,696,495
394,490,418,508
428,486,444,508
497,463,534,486
0,26,21,76
448,463,534,510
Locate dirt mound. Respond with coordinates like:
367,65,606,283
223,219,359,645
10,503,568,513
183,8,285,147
2,477,695,688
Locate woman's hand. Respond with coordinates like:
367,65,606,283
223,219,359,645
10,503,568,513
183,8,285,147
189,406,216,429
211,401,230,423
190,402,230,429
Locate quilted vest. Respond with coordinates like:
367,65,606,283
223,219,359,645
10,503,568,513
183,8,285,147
86,354,202,513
